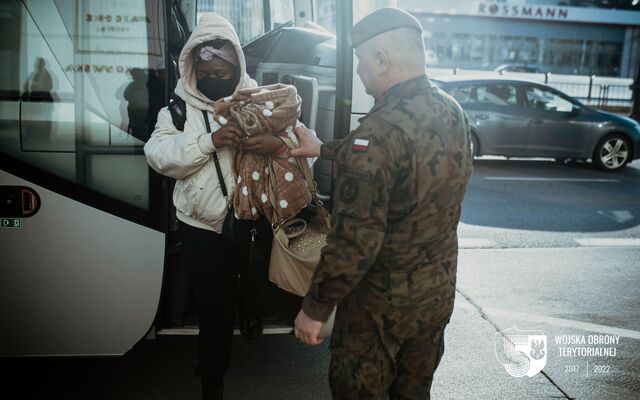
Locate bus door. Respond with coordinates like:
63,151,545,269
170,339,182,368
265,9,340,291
0,0,169,356
157,0,351,333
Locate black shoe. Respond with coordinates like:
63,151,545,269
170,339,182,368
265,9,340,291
239,314,263,341
201,378,223,400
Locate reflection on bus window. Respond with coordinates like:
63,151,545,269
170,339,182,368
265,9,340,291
0,0,165,210
123,68,164,142
21,57,56,146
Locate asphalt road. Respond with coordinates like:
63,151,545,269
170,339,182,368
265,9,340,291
459,157,640,248
1,158,639,399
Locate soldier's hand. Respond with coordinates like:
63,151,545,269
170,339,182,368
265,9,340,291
289,124,322,158
294,309,324,346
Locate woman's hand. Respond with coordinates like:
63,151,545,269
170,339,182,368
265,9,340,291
212,124,244,149
242,134,284,155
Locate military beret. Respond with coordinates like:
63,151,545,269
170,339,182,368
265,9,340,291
350,8,422,48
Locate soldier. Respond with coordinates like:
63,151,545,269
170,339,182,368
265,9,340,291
291,8,473,400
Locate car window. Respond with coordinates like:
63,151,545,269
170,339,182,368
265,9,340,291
452,84,519,106
525,86,574,113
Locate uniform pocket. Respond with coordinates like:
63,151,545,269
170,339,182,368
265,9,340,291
330,331,378,358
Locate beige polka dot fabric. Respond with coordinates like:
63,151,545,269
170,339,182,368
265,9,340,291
232,152,311,224
213,83,301,136
211,84,311,224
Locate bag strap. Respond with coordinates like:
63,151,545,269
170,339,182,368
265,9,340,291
279,136,319,200
269,136,330,229
202,110,230,208
281,218,307,239
168,94,187,131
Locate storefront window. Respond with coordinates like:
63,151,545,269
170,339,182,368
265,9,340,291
426,30,623,76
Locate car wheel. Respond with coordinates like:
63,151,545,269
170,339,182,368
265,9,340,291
593,134,631,172
470,134,480,158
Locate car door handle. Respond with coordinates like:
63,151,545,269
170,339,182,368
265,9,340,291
529,119,543,125
475,114,489,120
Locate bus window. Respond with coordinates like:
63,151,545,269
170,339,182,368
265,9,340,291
0,0,166,210
196,1,295,44
270,0,295,30
315,0,337,33
196,0,266,45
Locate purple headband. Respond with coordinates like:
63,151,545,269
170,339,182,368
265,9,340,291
198,41,239,67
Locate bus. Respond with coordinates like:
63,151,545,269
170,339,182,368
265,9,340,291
0,0,389,357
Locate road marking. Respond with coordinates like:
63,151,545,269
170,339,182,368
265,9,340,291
473,305,640,340
459,238,498,249
484,177,620,182
596,210,634,224
575,238,640,247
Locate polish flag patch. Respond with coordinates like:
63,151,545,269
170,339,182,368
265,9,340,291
352,138,370,152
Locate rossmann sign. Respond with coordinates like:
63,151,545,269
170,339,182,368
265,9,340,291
400,0,640,26
478,3,569,20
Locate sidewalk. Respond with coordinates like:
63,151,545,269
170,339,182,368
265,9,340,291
221,292,569,400
431,294,567,399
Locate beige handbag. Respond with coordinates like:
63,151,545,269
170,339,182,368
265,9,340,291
267,139,331,298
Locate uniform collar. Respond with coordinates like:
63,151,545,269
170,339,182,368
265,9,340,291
367,74,431,117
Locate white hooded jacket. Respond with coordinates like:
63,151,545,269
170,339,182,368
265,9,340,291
144,13,258,232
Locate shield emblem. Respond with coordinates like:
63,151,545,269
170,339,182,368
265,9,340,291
495,327,547,377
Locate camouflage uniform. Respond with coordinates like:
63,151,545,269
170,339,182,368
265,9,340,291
302,75,473,399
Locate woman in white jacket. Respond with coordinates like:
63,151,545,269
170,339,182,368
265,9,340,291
144,13,288,400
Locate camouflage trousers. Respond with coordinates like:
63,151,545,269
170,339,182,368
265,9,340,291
328,295,448,400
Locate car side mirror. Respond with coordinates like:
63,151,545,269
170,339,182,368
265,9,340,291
571,106,581,115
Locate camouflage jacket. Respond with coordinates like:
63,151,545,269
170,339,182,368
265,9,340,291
302,75,473,323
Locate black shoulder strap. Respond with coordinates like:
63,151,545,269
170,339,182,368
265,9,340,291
168,93,187,131
201,110,230,204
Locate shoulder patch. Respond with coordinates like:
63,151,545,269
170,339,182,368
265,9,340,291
340,177,359,203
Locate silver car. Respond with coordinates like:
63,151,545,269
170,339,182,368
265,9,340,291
432,76,640,172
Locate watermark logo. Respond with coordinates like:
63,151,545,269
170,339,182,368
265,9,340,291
495,327,547,377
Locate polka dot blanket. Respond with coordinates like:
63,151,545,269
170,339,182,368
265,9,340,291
211,83,312,224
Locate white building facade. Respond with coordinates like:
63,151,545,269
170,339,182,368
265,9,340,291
400,0,640,77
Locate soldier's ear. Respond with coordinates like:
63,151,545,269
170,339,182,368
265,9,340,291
374,50,390,74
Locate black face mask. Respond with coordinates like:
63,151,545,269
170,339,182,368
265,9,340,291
197,76,236,101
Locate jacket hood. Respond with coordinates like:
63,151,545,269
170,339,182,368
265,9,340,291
177,12,255,110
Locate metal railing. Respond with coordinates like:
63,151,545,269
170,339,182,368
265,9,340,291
542,73,632,109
